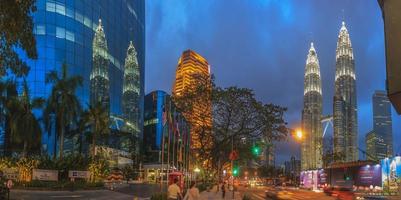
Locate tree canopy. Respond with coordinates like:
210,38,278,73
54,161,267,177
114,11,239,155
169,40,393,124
0,0,37,77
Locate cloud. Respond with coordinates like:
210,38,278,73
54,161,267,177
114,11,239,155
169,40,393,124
146,0,401,164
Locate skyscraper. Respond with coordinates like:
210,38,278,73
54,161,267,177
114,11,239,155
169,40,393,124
333,21,358,162
172,50,212,164
365,130,387,161
372,90,393,156
1,0,145,155
122,41,140,130
90,19,110,110
302,42,323,170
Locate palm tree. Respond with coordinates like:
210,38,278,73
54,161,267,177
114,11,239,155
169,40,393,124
44,63,83,159
82,102,110,156
6,80,44,157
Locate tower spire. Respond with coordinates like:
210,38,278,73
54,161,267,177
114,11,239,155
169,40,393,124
302,41,323,170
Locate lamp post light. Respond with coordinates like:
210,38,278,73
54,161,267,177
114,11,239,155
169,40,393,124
194,167,200,184
296,129,303,140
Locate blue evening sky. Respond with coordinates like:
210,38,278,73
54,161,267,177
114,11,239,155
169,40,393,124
145,0,401,165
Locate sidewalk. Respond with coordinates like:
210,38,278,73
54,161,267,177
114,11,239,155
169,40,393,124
200,187,241,200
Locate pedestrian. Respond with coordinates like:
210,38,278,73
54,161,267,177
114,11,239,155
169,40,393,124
183,181,200,200
168,178,182,200
221,182,226,199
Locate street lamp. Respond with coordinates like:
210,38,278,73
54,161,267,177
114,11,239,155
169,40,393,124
194,167,200,184
296,129,303,140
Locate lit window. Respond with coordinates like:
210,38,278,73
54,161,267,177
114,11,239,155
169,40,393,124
56,27,65,38
46,2,55,12
75,12,83,24
84,16,91,28
66,30,75,42
36,25,46,35
55,3,65,15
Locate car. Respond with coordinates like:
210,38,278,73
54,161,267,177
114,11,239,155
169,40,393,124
324,187,354,200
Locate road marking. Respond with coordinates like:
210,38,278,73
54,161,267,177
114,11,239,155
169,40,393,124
50,195,83,198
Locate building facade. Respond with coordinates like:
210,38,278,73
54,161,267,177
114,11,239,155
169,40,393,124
365,130,387,161
172,50,212,166
302,42,323,170
2,0,145,155
143,90,191,182
333,22,358,162
372,90,393,156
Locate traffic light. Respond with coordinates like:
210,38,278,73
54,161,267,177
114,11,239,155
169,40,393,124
233,166,239,177
252,145,260,156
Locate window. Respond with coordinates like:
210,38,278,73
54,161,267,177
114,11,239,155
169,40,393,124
55,3,65,15
84,16,91,28
66,30,75,42
46,2,56,12
66,7,74,18
56,27,65,38
36,25,46,35
75,12,83,24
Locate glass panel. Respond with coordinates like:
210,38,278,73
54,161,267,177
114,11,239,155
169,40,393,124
56,27,65,38
84,16,91,28
55,3,65,15
46,2,55,12
66,30,75,42
36,25,46,35
66,6,74,18
75,12,83,24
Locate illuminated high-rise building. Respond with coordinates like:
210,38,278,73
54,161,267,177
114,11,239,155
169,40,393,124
90,19,110,110
301,42,323,170
172,50,212,161
372,90,393,157
365,130,387,161
333,21,358,162
122,41,140,131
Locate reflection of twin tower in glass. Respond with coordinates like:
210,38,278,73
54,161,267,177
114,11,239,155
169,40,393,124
90,19,140,124
302,21,357,170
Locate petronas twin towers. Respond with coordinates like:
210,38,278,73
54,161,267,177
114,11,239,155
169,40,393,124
90,19,140,131
302,21,357,170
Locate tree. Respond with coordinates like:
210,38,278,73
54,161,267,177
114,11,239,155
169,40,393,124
172,76,288,178
44,63,83,159
172,74,213,170
211,86,288,177
8,80,44,157
0,0,37,77
82,102,110,156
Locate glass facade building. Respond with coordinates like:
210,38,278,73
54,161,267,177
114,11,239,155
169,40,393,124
143,90,191,182
372,90,393,156
143,90,191,164
8,0,145,155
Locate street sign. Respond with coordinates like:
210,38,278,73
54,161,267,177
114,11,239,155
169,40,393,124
6,180,13,189
32,169,58,181
229,150,238,160
68,170,90,179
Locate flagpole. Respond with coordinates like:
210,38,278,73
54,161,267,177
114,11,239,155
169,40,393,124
166,100,171,187
160,94,166,192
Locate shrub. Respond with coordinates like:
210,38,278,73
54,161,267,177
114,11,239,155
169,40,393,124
16,180,103,190
16,157,39,182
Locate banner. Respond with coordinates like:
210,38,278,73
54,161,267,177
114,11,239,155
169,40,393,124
68,170,90,179
381,156,401,193
2,168,19,180
32,169,58,181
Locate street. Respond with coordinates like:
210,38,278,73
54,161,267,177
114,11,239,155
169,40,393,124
9,185,338,200
238,186,337,200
